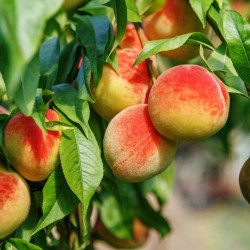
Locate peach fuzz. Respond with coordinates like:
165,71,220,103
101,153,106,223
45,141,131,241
142,0,205,61
103,104,177,182
91,49,152,121
148,65,230,142
0,163,31,239
4,109,62,181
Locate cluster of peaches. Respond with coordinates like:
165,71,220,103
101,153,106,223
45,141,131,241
0,0,230,242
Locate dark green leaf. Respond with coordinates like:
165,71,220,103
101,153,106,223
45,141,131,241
53,84,90,137
79,0,113,16
39,37,60,90
14,53,40,116
32,166,79,234
134,32,214,65
59,126,103,221
77,56,95,102
110,0,127,52
223,10,250,86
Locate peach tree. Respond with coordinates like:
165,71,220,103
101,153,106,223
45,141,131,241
0,0,249,249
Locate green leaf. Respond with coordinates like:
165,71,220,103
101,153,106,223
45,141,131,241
15,193,40,242
110,0,127,52
136,0,165,17
223,10,250,86
189,0,214,28
125,0,141,23
59,126,103,220
134,32,214,65
32,166,79,235
207,43,248,95
14,53,40,116
46,120,75,131
77,56,95,102
216,0,224,8
97,192,133,239
53,84,90,137
55,40,79,84
5,239,42,250
39,37,60,90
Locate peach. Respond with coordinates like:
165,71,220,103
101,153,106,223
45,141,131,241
0,163,31,239
96,218,149,248
0,105,9,115
143,0,206,61
91,49,152,121
231,0,250,19
148,65,230,142
103,104,177,182
4,109,61,181
239,157,250,204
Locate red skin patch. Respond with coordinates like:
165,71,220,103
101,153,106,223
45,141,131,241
4,109,60,163
113,105,162,168
117,49,152,92
0,173,18,209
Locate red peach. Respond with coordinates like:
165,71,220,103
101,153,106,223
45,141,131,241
0,163,31,239
91,49,153,121
0,106,9,115
143,0,206,61
231,0,250,19
4,109,61,181
103,104,177,182
148,65,230,142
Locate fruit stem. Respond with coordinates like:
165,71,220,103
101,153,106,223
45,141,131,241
78,203,83,242
134,23,157,84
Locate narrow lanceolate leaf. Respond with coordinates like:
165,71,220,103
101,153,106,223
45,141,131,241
223,11,250,86
189,0,214,28
32,166,79,234
60,127,103,220
53,84,90,137
5,239,42,250
134,32,214,65
15,53,40,116
110,0,127,52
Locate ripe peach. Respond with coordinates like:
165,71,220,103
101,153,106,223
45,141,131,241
0,163,31,239
143,0,206,61
103,104,177,182
239,157,250,204
4,109,61,181
0,105,9,115
117,23,144,52
96,218,149,248
231,0,250,19
148,65,230,142
91,49,152,121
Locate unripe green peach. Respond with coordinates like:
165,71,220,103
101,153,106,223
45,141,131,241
103,104,177,182
4,109,61,181
239,157,250,204
91,49,152,121
96,218,149,249
62,0,84,12
143,0,206,61
0,163,31,239
148,65,230,142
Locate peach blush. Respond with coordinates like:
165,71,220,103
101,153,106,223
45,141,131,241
103,104,177,182
0,163,30,239
143,0,205,61
91,49,152,121
148,65,230,142
4,109,62,181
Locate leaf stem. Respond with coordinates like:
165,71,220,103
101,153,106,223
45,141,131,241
134,23,157,84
